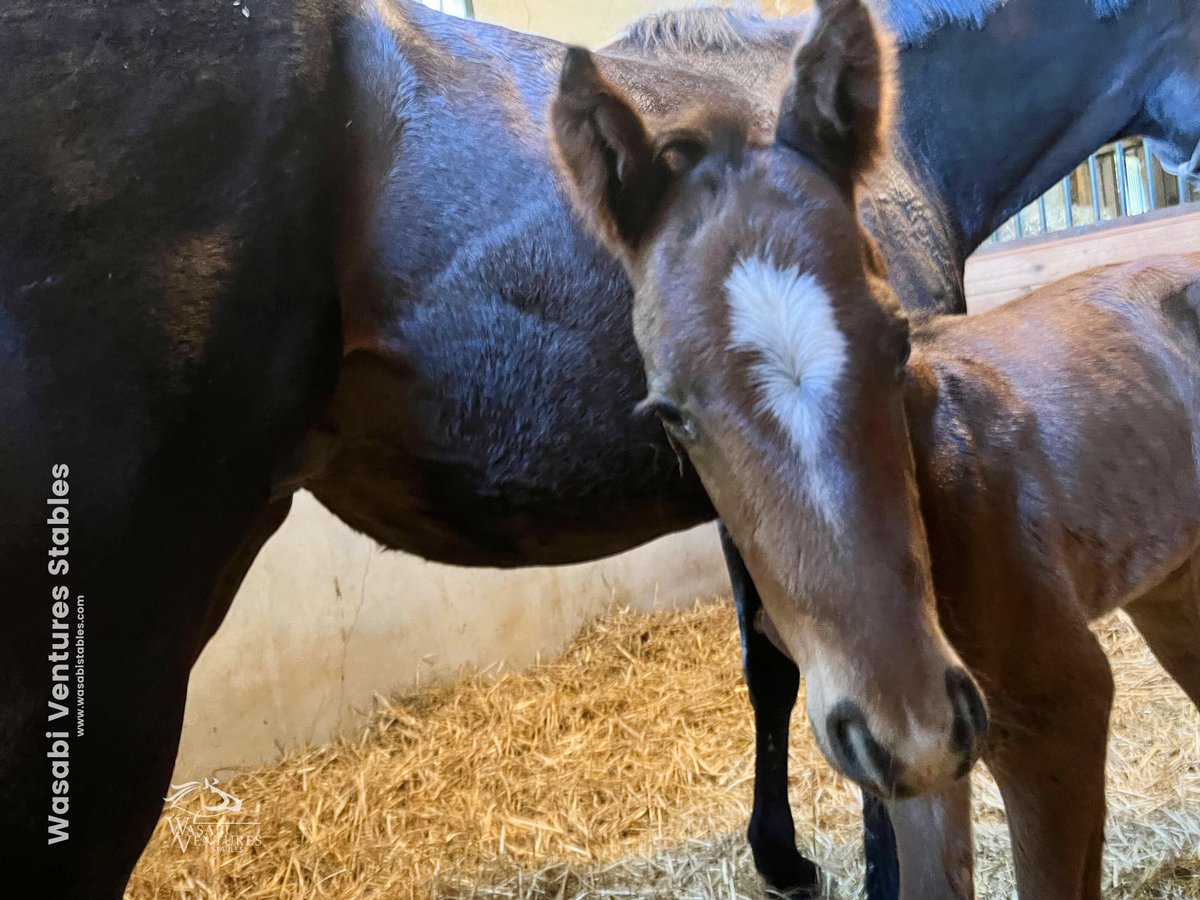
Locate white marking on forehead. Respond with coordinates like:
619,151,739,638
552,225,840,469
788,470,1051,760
726,255,847,525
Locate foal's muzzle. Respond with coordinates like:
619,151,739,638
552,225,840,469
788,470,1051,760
947,666,989,776
826,700,902,797
825,667,988,798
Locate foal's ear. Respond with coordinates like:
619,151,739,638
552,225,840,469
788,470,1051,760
775,0,893,191
552,47,669,255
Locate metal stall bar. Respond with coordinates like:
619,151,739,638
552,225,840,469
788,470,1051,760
1144,143,1158,210
1114,140,1130,217
1088,154,1102,222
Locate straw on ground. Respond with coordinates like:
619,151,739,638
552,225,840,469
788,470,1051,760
127,601,1199,899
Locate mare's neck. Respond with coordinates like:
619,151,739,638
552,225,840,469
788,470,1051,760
895,0,1158,260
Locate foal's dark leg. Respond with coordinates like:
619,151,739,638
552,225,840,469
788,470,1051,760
719,524,819,897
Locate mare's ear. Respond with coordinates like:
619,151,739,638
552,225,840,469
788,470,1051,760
775,0,893,192
552,47,670,255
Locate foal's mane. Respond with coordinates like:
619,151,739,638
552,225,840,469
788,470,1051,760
610,0,1136,54
606,4,797,55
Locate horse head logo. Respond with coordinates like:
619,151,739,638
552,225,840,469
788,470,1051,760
164,777,244,820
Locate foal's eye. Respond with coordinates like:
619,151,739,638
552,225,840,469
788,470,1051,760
647,398,697,441
652,399,683,425
897,335,912,378
655,132,707,175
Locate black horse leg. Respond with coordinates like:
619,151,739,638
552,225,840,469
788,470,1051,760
863,793,901,900
721,524,901,899
719,524,819,896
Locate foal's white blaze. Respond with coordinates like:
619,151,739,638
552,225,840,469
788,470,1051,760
726,256,848,526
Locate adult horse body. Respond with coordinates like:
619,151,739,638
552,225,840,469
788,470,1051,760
305,0,1200,564
0,0,348,893
1,0,1198,896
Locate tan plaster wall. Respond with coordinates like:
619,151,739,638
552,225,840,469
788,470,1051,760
175,493,727,779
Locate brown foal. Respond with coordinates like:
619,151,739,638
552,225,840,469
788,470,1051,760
551,0,1200,896
554,0,991,804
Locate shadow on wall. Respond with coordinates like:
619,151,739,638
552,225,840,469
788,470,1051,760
175,491,728,779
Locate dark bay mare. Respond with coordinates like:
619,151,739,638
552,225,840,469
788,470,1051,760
1,0,1198,896
551,5,1200,893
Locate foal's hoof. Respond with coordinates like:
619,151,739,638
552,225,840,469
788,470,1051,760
758,851,820,898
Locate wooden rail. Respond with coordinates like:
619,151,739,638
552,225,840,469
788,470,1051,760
965,204,1200,314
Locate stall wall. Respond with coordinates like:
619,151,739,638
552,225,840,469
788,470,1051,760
175,494,728,778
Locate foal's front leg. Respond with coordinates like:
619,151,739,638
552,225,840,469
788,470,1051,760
720,524,819,896
985,621,1113,900
886,777,975,899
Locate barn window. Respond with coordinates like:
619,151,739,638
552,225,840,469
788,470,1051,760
991,138,1199,243
420,0,474,17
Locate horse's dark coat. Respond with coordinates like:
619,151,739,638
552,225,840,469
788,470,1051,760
868,0,1134,46
0,0,1197,895
0,1,349,891
305,0,1200,569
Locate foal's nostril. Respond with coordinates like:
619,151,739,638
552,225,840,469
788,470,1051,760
826,700,898,794
946,667,989,768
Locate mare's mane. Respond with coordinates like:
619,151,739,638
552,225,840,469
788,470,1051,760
610,0,1135,52
875,0,1133,45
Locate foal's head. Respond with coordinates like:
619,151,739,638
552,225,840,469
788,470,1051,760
553,0,986,797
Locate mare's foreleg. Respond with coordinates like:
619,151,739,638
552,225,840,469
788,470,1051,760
863,792,902,900
719,524,819,897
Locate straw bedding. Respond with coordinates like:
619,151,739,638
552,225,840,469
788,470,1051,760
127,601,1199,899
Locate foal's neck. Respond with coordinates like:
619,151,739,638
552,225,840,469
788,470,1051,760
896,0,1161,259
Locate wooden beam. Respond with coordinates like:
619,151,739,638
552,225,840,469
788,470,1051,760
965,204,1200,314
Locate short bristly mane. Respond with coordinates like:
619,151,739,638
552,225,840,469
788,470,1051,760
869,0,1135,45
606,4,795,54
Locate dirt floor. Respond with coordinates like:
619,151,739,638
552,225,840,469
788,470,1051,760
127,601,1199,899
